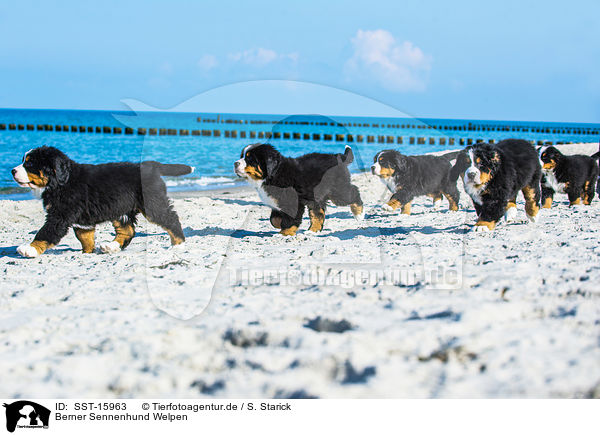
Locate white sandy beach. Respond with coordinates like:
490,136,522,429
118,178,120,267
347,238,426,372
1,143,599,398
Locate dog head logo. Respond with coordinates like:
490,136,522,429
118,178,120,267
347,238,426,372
3,401,50,432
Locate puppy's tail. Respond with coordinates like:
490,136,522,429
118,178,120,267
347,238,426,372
143,161,195,176
341,146,354,165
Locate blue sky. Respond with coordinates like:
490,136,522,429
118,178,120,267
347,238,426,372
1,0,599,122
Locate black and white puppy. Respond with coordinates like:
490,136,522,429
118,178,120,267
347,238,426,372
12,146,192,257
538,146,599,208
234,143,363,235
451,139,542,231
371,150,460,214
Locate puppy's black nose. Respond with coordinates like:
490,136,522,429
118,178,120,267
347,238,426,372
467,172,476,180
370,165,376,174
234,161,240,168
11,169,16,176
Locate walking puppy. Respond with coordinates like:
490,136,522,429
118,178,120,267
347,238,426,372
234,144,363,235
12,146,192,257
451,139,542,231
371,150,460,214
538,146,599,207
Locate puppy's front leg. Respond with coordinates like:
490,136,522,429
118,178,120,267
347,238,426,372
473,200,505,232
18,216,70,258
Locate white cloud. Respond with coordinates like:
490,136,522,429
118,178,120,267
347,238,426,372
198,54,218,71
345,29,432,92
228,48,298,67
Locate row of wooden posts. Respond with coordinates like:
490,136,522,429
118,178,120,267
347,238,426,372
0,122,576,146
199,117,600,136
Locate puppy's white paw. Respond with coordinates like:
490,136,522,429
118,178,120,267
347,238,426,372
17,244,39,258
504,207,518,223
99,241,121,254
526,214,539,224
353,212,365,222
169,242,186,251
381,204,394,212
472,225,491,233
433,200,442,210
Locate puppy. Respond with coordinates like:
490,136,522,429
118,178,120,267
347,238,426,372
371,150,460,214
12,146,193,257
538,146,599,207
234,144,363,235
451,139,542,231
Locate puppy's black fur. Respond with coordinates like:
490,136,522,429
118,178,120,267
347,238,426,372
539,146,600,207
234,144,363,235
451,139,542,230
13,146,192,256
371,150,460,214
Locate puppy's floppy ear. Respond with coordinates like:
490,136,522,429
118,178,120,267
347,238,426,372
391,152,407,171
53,155,71,185
265,152,282,177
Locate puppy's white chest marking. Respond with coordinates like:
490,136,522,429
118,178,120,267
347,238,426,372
542,170,566,193
250,180,280,210
464,182,485,205
379,176,396,192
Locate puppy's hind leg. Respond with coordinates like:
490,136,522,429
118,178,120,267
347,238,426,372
143,199,185,246
279,204,305,236
340,185,364,221
73,226,96,253
582,180,595,205
307,204,326,233
99,219,136,253
541,186,554,209
442,184,460,212
504,197,518,223
522,184,541,223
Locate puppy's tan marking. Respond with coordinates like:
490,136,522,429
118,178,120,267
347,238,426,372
74,227,95,253
350,203,363,217
166,230,184,245
280,226,298,236
543,197,553,208
30,240,52,254
112,220,136,248
478,171,492,185
308,208,325,232
26,171,49,187
522,185,540,217
387,198,401,210
244,165,264,180
401,203,411,215
475,220,496,230
378,167,395,178
443,192,459,211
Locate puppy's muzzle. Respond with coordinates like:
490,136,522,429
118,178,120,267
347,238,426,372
234,159,247,177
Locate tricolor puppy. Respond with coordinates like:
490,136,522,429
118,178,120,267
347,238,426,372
451,139,542,231
12,146,193,257
538,146,599,208
234,144,363,235
371,150,460,214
